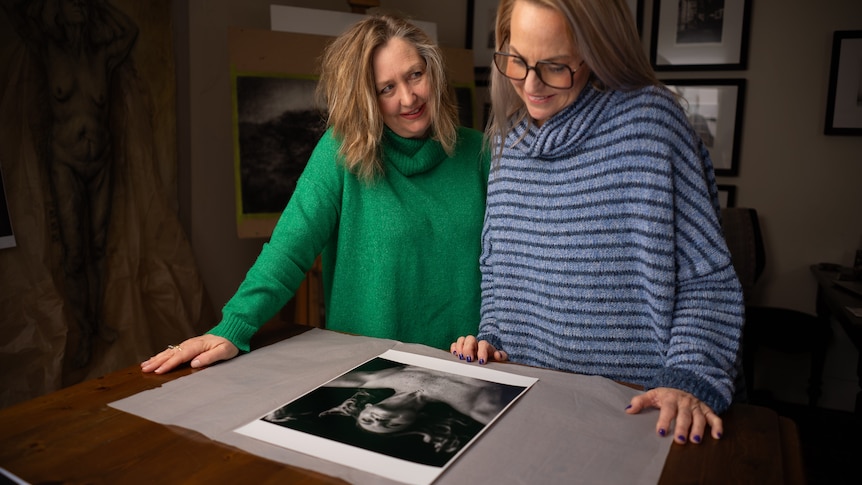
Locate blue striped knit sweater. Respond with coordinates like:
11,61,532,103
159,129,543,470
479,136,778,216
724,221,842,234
478,83,744,413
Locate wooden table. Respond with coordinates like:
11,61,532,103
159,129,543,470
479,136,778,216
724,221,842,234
0,325,804,485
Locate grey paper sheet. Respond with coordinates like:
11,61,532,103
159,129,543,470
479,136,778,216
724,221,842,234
110,329,672,484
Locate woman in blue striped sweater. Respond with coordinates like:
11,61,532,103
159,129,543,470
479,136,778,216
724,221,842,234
450,0,744,446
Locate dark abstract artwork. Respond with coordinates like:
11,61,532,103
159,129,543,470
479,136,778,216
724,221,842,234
676,0,725,44
235,75,326,215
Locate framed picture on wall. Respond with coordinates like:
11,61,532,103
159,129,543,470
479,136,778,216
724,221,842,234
228,29,332,238
824,30,862,135
650,0,752,71
466,0,498,71
625,0,644,36
717,184,737,209
0,164,15,249
232,74,326,226
473,82,492,131
663,78,746,176
452,83,476,129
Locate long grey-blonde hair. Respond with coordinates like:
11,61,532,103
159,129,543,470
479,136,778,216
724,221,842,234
316,14,459,182
487,0,662,160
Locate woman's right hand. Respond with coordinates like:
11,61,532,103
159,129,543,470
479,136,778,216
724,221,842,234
140,334,239,374
450,335,508,365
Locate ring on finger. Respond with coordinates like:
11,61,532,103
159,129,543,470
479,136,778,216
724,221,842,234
167,344,183,352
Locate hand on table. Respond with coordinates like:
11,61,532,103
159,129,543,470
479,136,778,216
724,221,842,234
450,335,508,364
626,387,722,445
140,335,239,374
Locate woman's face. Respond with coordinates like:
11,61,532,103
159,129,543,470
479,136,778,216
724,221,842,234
357,404,417,433
507,0,589,126
373,38,432,139
356,390,424,433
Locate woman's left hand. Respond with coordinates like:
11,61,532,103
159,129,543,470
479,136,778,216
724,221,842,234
625,387,722,445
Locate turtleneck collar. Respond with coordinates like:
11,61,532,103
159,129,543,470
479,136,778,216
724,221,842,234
382,127,447,177
506,83,612,160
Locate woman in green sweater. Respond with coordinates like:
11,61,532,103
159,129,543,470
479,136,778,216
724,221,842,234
142,15,489,374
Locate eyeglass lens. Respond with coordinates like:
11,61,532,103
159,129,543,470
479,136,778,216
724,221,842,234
494,53,575,89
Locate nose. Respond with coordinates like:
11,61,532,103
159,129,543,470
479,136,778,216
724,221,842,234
399,85,416,106
524,68,544,90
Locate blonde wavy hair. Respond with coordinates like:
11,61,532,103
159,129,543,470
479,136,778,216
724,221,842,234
316,14,459,182
487,0,663,159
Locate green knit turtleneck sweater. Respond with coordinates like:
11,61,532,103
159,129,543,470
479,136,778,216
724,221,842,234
209,126,489,351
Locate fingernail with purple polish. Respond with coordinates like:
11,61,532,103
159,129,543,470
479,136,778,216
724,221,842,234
693,435,701,443
659,428,666,437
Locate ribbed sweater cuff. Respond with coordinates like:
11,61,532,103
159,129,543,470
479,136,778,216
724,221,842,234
650,367,730,414
206,315,258,353
477,325,502,351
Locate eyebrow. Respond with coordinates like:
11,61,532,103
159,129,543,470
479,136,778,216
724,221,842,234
375,62,426,89
508,46,573,64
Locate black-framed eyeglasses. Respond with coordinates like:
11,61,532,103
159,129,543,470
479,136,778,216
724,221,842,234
493,52,585,89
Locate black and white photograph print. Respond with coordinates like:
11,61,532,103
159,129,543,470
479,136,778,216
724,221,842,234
235,350,536,485
233,74,326,216
650,0,751,70
664,78,746,176
825,30,862,135
675,0,725,44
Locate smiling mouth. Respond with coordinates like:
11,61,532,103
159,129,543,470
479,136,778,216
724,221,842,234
401,104,426,118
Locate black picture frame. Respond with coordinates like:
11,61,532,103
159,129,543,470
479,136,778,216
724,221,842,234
466,0,498,73
452,84,476,129
474,82,492,131
0,163,15,249
663,78,746,177
626,0,644,37
650,0,752,71
824,30,862,136
717,184,737,209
